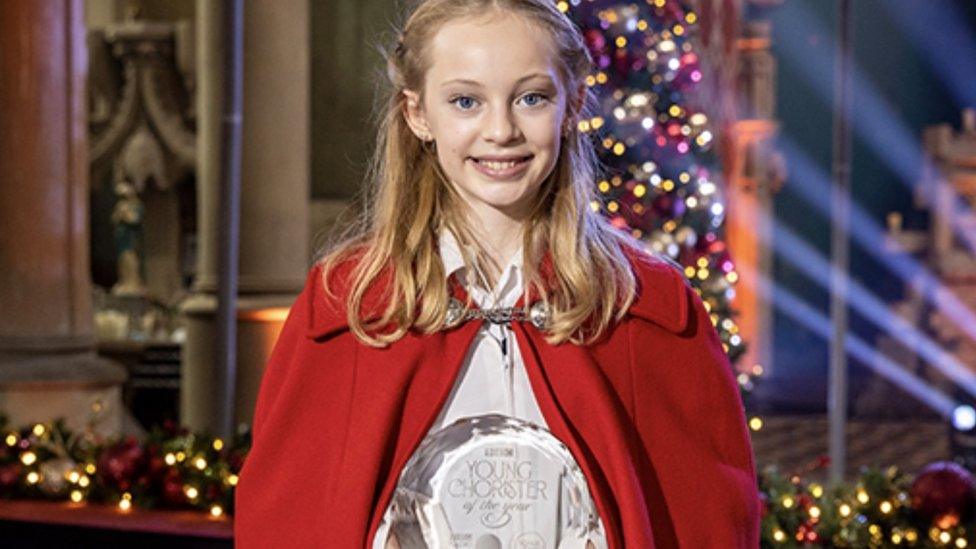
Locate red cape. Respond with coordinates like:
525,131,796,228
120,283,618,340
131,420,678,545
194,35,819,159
235,253,760,548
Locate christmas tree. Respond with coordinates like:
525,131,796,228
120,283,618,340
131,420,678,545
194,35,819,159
563,0,745,366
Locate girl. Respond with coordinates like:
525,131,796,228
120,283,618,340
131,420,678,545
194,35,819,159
235,1,760,547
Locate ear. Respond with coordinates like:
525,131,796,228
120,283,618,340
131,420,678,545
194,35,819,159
401,89,433,141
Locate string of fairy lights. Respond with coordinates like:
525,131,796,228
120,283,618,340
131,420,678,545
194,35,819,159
0,407,245,519
761,463,976,547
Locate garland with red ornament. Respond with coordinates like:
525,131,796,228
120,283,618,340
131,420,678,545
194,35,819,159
0,414,248,518
760,460,976,547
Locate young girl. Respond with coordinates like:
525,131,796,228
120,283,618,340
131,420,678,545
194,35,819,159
235,1,759,547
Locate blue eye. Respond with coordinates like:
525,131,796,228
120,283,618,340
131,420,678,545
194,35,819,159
450,96,477,110
520,92,549,107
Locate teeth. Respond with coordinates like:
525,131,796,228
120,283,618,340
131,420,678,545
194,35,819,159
477,158,524,170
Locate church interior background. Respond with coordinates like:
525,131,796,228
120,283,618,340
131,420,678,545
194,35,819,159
3,0,976,545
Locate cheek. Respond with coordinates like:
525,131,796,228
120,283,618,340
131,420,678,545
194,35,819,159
441,143,466,165
532,129,562,162
537,128,565,179
432,127,473,158
530,117,563,149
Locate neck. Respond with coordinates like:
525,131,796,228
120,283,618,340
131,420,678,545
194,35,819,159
469,205,524,269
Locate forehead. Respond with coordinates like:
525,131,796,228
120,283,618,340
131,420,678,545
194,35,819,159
424,12,562,90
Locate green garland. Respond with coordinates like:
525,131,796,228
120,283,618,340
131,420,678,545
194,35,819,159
0,414,249,517
760,465,974,547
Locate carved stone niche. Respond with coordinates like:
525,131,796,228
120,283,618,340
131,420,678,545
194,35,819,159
88,19,197,315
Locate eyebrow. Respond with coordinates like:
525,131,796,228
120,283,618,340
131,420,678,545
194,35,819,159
440,73,556,88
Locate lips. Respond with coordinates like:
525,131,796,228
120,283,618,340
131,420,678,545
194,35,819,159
468,155,533,180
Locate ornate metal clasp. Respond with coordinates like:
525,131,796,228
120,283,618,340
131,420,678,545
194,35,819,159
443,298,551,331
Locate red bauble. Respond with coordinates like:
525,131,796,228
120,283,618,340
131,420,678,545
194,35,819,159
97,436,146,491
161,468,186,506
145,443,167,479
147,454,167,480
910,461,976,524
797,494,813,509
0,463,22,490
796,521,820,543
583,29,606,54
758,492,770,518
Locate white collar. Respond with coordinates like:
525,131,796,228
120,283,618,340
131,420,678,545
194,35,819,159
438,229,524,307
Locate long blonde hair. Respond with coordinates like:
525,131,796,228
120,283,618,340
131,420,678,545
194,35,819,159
319,0,639,347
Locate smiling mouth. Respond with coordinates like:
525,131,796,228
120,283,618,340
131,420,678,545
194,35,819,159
470,155,533,170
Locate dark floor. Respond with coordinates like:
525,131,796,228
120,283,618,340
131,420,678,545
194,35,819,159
750,413,952,483
0,520,231,549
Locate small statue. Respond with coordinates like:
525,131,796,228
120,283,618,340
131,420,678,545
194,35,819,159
111,180,146,296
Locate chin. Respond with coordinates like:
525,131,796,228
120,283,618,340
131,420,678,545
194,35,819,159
477,193,534,212
448,169,547,217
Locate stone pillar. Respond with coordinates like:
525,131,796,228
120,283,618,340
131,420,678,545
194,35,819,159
726,6,784,378
182,0,309,433
84,0,120,29
0,0,126,436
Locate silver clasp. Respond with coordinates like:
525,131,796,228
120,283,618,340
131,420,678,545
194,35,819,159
443,298,551,331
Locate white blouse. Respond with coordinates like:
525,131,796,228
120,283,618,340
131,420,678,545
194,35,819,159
429,230,549,430
372,231,547,547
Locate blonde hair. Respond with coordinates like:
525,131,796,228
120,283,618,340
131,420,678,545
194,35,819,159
320,0,639,347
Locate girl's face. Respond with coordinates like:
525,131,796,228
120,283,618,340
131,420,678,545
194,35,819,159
403,12,574,222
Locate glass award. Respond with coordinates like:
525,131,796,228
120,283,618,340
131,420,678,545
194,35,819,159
387,414,605,549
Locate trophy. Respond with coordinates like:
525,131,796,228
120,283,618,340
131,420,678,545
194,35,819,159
387,414,605,549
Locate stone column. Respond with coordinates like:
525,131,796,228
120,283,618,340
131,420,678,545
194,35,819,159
0,0,126,436
84,0,120,29
182,0,309,433
726,7,784,378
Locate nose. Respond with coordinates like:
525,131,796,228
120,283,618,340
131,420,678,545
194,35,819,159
481,105,521,144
